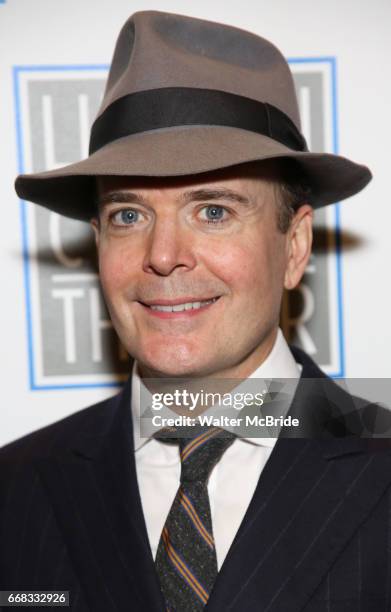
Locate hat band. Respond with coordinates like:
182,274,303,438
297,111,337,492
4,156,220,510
89,87,307,155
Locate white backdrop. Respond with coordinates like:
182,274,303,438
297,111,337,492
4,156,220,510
1,0,390,447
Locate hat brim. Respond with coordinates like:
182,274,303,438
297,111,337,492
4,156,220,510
15,126,372,222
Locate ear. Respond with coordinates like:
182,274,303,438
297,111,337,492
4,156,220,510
284,204,313,290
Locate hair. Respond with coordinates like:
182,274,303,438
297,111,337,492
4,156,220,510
92,180,100,222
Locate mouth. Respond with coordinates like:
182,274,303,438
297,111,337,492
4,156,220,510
138,296,221,318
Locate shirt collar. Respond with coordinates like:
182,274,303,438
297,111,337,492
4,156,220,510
131,328,301,451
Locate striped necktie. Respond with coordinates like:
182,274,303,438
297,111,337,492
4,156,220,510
154,426,236,611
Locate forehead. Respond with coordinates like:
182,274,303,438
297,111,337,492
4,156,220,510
96,161,282,201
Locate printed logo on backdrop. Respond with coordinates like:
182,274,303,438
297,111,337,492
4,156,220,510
14,59,343,389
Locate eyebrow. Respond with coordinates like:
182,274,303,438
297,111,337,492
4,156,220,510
97,187,251,211
98,192,148,209
181,188,251,206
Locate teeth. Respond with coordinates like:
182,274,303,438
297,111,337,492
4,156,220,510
150,298,218,312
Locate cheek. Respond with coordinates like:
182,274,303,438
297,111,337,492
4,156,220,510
98,242,138,299
205,236,286,297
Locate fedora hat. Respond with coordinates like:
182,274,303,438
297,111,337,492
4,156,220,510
15,10,371,221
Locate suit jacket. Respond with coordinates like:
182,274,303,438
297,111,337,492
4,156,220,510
1,347,391,612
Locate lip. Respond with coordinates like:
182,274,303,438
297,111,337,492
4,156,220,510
138,296,221,318
140,296,220,306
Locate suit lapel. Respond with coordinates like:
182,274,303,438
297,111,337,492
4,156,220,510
35,378,165,612
207,437,391,612
206,349,391,611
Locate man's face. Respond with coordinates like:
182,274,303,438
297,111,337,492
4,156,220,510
92,164,312,378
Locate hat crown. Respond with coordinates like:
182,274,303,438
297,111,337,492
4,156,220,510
99,10,301,129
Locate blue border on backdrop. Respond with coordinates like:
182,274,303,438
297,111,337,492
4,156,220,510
13,58,344,390
288,57,344,378
13,65,113,391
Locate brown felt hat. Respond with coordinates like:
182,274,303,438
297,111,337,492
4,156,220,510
15,10,372,221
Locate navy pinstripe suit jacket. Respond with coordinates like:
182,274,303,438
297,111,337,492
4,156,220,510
1,347,391,611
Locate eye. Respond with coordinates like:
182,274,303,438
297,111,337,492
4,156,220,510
111,208,140,226
199,205,229,224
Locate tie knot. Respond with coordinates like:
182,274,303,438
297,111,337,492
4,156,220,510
154,426,236,483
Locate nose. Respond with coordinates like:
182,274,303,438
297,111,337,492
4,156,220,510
142,213,196,276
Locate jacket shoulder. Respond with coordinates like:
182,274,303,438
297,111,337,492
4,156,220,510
0,390,122,468
290,345,391,443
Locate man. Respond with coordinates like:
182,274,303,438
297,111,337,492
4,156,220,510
1,10,391,612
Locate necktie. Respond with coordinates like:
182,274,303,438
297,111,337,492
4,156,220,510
154,426,236,611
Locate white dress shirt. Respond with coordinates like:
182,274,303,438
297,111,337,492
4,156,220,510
131,328,301,569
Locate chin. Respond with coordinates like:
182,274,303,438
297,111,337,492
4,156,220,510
136,345,213,378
